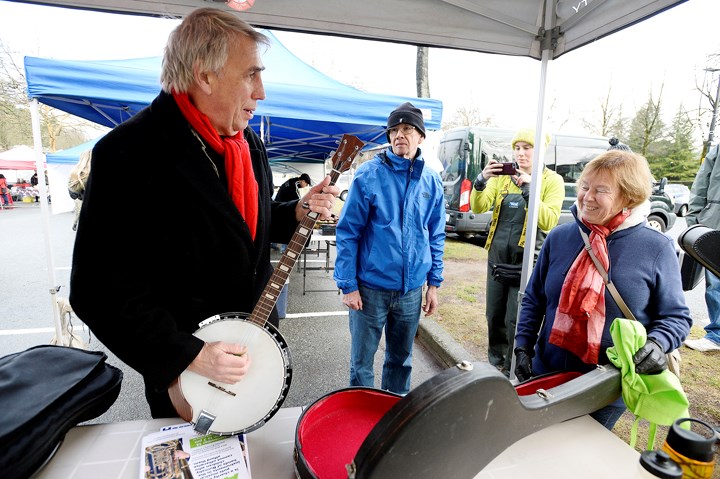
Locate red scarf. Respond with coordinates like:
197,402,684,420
173,92,258,240
548,210,630,364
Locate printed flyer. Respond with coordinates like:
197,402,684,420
140,422,251,479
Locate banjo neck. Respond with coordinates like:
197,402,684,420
247,134,364,327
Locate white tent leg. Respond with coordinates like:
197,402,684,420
511,0,556,379
30,99,63,345
520,48,552,290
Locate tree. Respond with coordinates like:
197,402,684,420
441,105,496,131
628,85,665,157
583,85,627,138
694,60,720,160
0,39,97,153
416,46,430,98
646,106,699,183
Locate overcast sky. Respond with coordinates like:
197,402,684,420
1,0,719,142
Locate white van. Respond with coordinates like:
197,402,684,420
439,127,676,241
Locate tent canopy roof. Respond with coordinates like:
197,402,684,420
25,30,442,163
0,145,44,170
12,0,686,60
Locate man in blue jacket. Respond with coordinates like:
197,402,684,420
334,102,445,395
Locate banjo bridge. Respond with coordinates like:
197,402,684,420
208,382,237,397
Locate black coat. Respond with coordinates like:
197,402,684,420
69,92,298,413
275,177,302,202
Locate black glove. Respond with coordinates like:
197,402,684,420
514,346,534,382
473,174,487,191
633,338,667,375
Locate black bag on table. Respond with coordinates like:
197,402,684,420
0,345,123,479
490,262,522,286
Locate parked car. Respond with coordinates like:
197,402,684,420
664,183,691,217
336,170,354,201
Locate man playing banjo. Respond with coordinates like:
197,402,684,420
70,8,339,419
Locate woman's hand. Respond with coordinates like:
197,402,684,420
481,159,505,180
633,338,667,375
513,171,532,187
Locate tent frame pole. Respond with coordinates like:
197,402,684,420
30,99,64,345
511,0,556,381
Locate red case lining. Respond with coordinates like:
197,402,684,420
297,389,401,479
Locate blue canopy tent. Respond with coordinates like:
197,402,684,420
24,32,441,344
24,30,442,163
46,137,102,165
42,136,101,215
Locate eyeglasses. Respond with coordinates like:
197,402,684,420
387,125,416,137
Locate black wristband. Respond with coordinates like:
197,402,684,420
520,184,530,202
473,174,486,191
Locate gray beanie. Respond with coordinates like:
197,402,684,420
386,102,426,142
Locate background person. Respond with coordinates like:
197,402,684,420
275,172,312,202
0,174,9,207
683,143,720,352
469,128,564,376
272,172,312,251
514,148,691,430
69,8,338,418
68,149,92,231
333,102,445,395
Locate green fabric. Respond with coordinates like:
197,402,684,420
606,318,690,449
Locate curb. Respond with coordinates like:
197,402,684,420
417,317,476,368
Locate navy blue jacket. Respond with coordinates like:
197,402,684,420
515,204,691,374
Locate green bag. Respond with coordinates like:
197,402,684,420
606,318,690,450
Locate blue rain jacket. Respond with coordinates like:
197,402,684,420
334,148,445,294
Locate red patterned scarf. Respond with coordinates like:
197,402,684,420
173,91,258,240
548,210,631,363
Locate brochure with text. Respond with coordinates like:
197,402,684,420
140,422,251,479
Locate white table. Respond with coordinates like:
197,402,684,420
36,408,641,478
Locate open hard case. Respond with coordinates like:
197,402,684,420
678,224,720,279
294,361,620,479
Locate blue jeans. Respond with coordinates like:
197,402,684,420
348,284,422,395
590,404,626,430
704,270,720,344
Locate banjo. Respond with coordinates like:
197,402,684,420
169,134,365,436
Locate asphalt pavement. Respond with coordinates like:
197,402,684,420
0,203,461,424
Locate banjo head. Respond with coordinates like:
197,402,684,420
178,313,292,435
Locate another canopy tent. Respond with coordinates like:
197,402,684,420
0,145,44,170
45,137,101,215
24,30,443,163
45,137,101,166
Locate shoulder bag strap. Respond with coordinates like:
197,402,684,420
578,227,637,321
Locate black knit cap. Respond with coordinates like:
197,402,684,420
386,102,426,142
